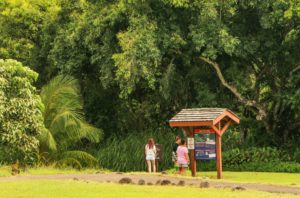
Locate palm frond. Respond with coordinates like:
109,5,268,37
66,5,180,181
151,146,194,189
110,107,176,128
62,150,98,167
56,158,82,170
79,122,103,143
37,128,57,151
41,75,82,126
40,74,103,154
48,109,82,137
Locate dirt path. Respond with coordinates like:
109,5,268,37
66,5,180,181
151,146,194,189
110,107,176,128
0,172,300,195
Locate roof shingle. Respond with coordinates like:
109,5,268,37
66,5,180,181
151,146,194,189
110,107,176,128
169,108,239,123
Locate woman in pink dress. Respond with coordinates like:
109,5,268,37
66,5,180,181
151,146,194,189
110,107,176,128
176,139,189,175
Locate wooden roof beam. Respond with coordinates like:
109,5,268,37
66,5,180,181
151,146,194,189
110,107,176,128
169,121,213,127
213,111,240,126
220,120,232,136
212,124,221,136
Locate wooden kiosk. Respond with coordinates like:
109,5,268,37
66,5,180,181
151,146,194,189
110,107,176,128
169,108,240,179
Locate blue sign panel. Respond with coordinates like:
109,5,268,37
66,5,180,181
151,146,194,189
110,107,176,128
195,133,216,160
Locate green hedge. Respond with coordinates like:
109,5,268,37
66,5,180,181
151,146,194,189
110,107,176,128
197,161,300,173
98,137,300,173
222,147,282,165
196,147,300,173
224,161,300,172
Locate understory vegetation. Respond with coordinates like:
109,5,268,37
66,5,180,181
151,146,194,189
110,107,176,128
199,147,300,173
97,130,174,172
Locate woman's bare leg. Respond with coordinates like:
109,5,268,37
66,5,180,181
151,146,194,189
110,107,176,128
151,160,156,173
181,167,186,175
178,166,183,174
146,160,152,172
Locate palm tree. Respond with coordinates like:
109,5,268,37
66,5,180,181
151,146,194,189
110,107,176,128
38,75,102,168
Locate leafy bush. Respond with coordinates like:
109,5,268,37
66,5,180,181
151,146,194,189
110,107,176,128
294,149,300,163
222,147,282,166
197,160,216,171
223,161,300,173
196,147,300,173
0,59,45,165
97,130,175,172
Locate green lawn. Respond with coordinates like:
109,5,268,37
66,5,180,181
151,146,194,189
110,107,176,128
1,166,300,187
196,171,300,186
0,166,103,177
165,169,300,186
0,180,298,198
0,167,300,197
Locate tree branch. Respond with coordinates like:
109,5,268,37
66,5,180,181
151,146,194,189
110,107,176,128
289,65,300,76
200,56,267,120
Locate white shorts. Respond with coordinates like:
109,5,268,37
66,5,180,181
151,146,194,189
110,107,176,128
179,163,188,168
146,155,155,161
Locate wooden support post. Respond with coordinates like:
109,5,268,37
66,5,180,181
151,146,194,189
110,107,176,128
189,129,196,177
216,133,222,179
183,127,196,177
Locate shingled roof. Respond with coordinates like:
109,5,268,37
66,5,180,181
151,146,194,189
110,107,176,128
169,108,240,127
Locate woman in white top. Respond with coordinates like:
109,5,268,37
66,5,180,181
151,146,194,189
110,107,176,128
145,138,156,173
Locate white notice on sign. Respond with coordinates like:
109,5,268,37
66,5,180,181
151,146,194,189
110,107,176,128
187,138,195,150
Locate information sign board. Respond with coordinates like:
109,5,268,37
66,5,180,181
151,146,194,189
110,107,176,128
195,133,216,160
187,138,195,150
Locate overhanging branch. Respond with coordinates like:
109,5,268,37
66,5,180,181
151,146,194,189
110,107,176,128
200,56,267,120
289,65,300,76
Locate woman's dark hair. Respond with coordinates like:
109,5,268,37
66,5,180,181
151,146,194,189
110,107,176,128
147,138,155,149
180,139,185,145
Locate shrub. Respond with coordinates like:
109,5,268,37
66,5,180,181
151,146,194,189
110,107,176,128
196,147,300,173
222,147,281,166
294,149,300,163
0,59,45,165
223,161,300,173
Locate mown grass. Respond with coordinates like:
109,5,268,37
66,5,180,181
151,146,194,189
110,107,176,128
1,165,299,187
0,166,106,177
0,180,299,198
197,171,300,186
166,169,300,186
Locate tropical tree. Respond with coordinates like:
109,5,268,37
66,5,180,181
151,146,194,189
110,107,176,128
0,0,60,70
188,0,300,146
0,59,44,165
39,75,103,168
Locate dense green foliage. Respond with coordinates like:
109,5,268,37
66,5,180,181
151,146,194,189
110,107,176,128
0,59,44,164
224,161,300,173
222,147,288,165
99,137,300,172
0,0,299,170
199,160,300,173
198,147,300,173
